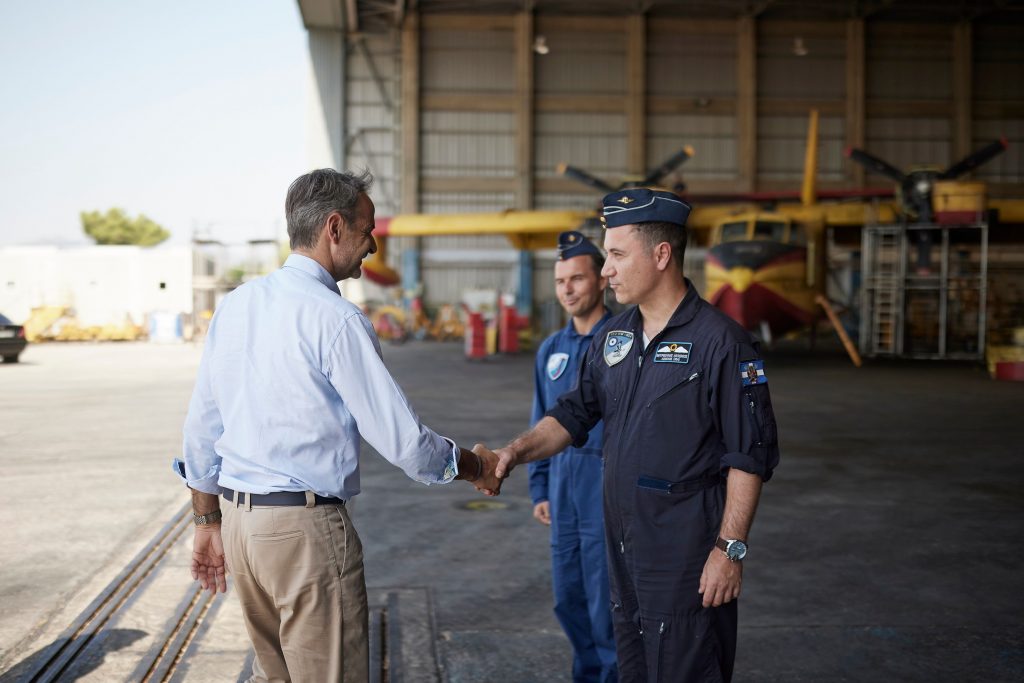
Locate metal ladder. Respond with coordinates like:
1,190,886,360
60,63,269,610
862,225,905,356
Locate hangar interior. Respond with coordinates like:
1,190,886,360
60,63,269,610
297,0,1024,358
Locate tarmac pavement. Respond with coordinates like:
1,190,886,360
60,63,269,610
1,338,1022,681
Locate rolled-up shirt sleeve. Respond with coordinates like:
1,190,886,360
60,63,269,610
179,338,225,494
709,341,780,481
326,313,458,485
545,343,603,449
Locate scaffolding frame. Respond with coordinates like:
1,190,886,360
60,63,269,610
860,222,988,360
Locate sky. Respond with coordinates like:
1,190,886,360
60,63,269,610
0,0,309,247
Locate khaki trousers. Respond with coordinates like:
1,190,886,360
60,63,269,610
222,495,369,683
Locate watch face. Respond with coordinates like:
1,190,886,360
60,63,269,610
727,540,747,561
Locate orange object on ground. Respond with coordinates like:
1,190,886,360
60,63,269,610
995,361,1024,381
465,312,486,359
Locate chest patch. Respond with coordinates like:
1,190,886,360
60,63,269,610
740,359,767,386
654,341,692,364
547,352,569,380
604,330,634,367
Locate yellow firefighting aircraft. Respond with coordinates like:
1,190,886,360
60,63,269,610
365,111,1023,342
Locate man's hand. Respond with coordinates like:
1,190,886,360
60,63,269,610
532,501,551,526
191,526,227,594
470,443,516,496
492,446,518,480
698,549,741,608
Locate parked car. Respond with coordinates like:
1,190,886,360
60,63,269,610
0,313,27,363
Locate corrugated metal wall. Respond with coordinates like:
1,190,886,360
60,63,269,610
865,24,953,170
758,115,845,183
344,33,401,217
757,23,846,184
325,14,1024,311
417,24,518,305
973,24,1023,182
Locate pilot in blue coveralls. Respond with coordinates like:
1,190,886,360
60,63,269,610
529,231,616,683
476,189,780,682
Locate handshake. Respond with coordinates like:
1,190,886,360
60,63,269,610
457,444,516,496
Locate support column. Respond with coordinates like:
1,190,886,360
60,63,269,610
846,18,865,187
517,250,533,316
514,12,534,210
306,28,346,170
400,12,421,307
401,247,421,304
400,12,420,214
952,21,973,162
626,14,646,177
514,13,536,318
736,16,757,192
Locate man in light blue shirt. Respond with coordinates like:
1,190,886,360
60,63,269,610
178,169,501,682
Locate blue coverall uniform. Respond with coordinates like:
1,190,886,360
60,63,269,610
546,282,780,682
529,311,617,683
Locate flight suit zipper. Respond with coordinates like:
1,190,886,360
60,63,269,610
745,391,764,446
646,370,702,408
612,326,672,556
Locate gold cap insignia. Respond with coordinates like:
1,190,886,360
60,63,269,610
618,196,634,204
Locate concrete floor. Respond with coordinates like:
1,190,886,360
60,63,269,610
0,339,1022,681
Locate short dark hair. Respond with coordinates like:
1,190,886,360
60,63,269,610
587,252,605,277
634,221,687,273
285,169,373,250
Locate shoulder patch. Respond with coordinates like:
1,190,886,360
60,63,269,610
654,341,692,364
546,352,569,380
604,330,634,367
740,359,767,386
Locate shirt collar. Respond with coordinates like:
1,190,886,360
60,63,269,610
666,278,702,328
624,278,702,332
565,307,612,339
283,253,341,295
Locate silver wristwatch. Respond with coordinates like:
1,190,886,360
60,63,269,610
716,537,747,562
193,510,223,526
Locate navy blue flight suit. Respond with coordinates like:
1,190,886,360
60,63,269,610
529,311,617,683
547,282,780,682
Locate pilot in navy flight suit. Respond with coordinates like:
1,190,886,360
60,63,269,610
477,189,780,682
529,231,616,683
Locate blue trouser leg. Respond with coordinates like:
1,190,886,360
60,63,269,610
579,504,617,682
552,531,604,682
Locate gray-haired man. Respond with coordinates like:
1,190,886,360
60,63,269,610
176,169,502,681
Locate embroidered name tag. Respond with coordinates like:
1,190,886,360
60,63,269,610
740,359,767,386
654,341,692,364
604,331,634,367
547,352,569,380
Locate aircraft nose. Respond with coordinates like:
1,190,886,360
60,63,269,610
727,267,756,294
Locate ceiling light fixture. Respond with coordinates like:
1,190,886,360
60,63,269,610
532,35,549,55
793,36,808,57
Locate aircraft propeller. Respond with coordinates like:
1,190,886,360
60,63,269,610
557,145,695,194
845,137,1009,223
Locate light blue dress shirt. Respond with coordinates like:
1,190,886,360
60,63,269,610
177,254,459,499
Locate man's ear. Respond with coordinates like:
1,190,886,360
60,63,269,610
654,242,673,272
326,212,345,243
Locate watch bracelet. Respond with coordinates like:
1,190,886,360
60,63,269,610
193,509,223,526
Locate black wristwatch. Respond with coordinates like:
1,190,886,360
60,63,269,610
716,537,747,562
193,510,223,526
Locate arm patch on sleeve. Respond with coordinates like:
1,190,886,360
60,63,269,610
739,359,767,386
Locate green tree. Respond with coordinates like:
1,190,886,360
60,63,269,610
81,208,170,246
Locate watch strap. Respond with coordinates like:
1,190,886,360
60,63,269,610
193,510,223,526
716,537,746,560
